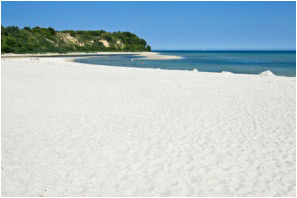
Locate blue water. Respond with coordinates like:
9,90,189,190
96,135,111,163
75,51,296,77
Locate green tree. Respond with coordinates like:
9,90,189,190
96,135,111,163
48,27,56,35
24,26,31,31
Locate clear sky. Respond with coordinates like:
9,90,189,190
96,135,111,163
1,1,296,50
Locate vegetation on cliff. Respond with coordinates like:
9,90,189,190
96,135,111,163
1,26,151,53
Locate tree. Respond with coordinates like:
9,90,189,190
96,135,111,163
6,26,19,33
48,27,56,35
24,26,31,31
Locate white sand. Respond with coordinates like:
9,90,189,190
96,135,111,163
1,57,296,197
1,52,182,60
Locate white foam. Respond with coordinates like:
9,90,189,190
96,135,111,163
259,70,276,76
221,71,233,74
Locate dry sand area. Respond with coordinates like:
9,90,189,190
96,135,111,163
1,57,296,196
1,51,182,60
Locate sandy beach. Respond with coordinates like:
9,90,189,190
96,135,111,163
1,51,183,60
1,56,295,196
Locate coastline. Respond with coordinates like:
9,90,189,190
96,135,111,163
1,51,183,60
2,57,295,196
71,57,294,78
3,52,294,77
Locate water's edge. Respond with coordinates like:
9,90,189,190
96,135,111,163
74,51,296,77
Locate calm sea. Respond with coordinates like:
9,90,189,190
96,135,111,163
75,50,296,77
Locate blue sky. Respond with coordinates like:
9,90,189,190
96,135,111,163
1,1,296,50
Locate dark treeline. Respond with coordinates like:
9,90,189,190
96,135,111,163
1,26,151,54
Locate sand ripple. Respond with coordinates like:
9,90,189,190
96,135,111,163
2,58,296,196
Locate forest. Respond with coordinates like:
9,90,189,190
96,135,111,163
1,26,151,54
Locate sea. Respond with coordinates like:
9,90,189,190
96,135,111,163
75,50,296,77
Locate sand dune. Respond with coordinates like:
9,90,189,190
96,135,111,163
1,57,295,196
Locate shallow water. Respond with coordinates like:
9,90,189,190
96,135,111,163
75,51,296,76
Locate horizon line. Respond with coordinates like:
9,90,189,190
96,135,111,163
153,49,296,51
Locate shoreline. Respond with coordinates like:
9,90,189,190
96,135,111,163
1,51,183,60
2,55,294,78
71,57,294,78
2,53,295,77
